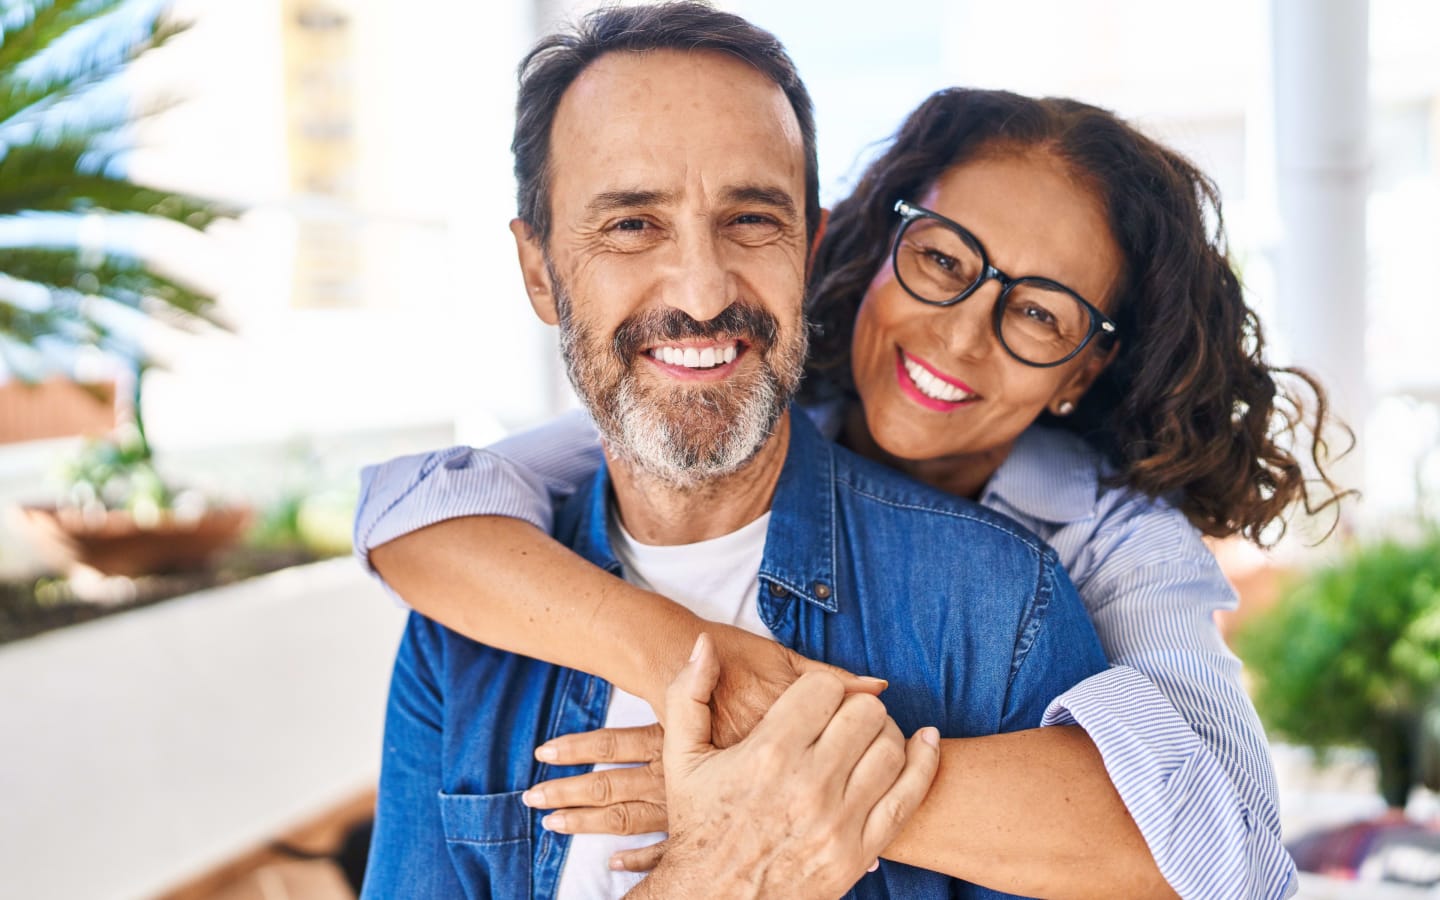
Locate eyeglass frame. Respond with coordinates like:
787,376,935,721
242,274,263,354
890,199,1119,368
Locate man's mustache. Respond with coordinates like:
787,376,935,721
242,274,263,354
612,302,780,364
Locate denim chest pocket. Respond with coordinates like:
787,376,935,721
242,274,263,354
439,790,532,900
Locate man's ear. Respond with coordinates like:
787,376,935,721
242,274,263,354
511,218,558,325
806,207,831,275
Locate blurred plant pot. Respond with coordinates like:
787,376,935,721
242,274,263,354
1422,692,1440,794
0,379,117,445
15,504,251,578
1375,712,1420,811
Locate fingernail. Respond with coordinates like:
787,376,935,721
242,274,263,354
920,726,940,748
609,856,626,871
860,676,888,688
541,813,566,832
535,744,558,762
689,633,706,662
867,859,880,873
521,788,545,807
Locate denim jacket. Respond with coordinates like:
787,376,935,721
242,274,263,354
362,411,1108,899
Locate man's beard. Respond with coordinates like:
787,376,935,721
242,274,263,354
552,274,807,491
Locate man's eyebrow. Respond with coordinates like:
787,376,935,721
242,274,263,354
586,190,674,214
723,185,799,220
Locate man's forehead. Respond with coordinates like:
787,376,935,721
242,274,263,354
547,48,805,212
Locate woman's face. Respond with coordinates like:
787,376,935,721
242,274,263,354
848,149,1124,483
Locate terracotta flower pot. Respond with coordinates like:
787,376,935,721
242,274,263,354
15,504,251,578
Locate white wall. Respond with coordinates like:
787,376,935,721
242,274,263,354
0,559,405,899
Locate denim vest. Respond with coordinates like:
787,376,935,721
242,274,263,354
363,410,1107,899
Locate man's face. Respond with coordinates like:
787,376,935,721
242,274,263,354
518,50,811,488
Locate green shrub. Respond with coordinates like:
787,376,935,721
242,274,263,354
1236,532,1440,806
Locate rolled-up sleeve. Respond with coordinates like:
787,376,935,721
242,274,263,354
352,410,604,580
1042,516,1296,900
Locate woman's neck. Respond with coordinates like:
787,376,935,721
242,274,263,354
840,405,1011,501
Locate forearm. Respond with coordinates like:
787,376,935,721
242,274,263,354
370,516,700,708
883,726,1176,900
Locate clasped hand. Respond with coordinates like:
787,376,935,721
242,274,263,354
521,625,938,895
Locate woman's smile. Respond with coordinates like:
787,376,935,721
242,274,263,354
894,348,980,411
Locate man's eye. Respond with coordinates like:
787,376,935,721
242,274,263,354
614,218,648,232
733,213,775,226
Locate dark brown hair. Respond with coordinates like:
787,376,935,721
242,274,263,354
511,1,820,245
806,88,1350,544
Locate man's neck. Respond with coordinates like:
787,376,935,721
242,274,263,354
606,412,791,546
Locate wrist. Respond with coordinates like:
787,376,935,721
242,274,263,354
640,847,760,900
624,598,703,716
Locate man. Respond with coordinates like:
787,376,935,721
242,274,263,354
360,5,1108,898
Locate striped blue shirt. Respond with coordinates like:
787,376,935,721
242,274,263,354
355,409,1298,900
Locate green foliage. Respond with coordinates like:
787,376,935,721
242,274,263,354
0,0,237,374
1235,533,1440,758
58,423,170,514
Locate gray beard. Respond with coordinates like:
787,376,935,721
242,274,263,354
552,279,806,491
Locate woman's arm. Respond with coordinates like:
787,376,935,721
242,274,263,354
1040,506,1295,899
358,413,883,729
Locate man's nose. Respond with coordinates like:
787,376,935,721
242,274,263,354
659,229,733,323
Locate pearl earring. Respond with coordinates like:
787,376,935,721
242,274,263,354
1057,400,1075,416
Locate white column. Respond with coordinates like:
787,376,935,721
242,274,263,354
1270,0,1369,500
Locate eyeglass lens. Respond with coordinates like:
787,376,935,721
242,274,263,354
895,217,1093,366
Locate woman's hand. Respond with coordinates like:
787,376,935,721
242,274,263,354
524,723,668,841
664,622,888,749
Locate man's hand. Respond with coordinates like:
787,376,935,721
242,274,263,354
627,634,941,900
651,622,888,749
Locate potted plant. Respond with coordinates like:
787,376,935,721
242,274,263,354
1235,531,1440,810
2,0,242,577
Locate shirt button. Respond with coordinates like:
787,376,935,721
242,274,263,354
813,582,832,600
768,582,788,597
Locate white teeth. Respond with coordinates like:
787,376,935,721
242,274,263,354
903,357,973,403
649,342,740,370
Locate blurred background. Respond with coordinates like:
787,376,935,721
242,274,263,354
0,0,1437,897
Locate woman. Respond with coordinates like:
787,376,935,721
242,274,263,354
356,89,1346,898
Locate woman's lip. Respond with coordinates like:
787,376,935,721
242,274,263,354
901,349,977,394
894,352,977,412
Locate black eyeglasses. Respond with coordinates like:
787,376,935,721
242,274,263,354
891,199,1119,368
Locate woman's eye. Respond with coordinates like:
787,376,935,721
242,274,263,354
1021,304,1058,327
922,248,958,272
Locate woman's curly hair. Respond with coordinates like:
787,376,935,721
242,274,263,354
805,88,1350,544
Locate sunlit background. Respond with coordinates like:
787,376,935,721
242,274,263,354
1,0,1437,897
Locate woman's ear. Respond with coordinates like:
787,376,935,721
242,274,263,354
1053,340,1119,413
511,218,558,325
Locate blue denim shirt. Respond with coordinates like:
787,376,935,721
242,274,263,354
362,411,1108,899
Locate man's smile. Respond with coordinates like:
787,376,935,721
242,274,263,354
644,339,749,381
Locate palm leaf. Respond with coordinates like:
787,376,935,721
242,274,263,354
0,0,129,76
0,137,237,227
0,245,221,327
0,11,185,129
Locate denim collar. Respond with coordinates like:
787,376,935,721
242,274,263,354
568,407,840,614
981,425,1100,525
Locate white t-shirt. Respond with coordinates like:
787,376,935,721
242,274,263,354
553,509,775,900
